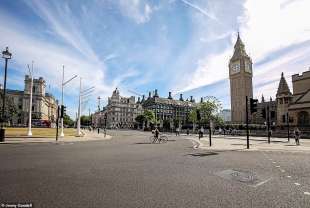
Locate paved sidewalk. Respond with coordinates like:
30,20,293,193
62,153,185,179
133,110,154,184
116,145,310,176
0,131,111,144
185,134,310,152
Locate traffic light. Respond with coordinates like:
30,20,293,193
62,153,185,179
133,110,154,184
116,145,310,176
60,105,66,118
250,98,258,114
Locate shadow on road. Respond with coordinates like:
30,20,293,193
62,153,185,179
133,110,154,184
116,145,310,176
187,152,219,157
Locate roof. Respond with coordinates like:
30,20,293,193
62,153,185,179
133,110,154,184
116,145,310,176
143,97,198,108
230,33,250,61
276,72,292,96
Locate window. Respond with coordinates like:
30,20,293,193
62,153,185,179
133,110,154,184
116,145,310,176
32,106,35,111
32,86,36,93
282,114,286,123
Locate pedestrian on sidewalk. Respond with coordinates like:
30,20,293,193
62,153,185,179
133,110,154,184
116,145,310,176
97,128,100,134
176,127,180,136
186,128,189,135
294,127,301,145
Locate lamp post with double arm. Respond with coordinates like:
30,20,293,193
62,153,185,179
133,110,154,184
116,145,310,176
0,47,12,142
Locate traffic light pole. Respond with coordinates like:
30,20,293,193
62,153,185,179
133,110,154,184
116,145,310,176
267,105,270,144
246,96,249,149
56,106,60,142
287,112,290,142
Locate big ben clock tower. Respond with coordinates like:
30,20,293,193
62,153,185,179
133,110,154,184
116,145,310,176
229,33,253,123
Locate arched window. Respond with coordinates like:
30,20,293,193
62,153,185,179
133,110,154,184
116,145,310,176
297,111,309,126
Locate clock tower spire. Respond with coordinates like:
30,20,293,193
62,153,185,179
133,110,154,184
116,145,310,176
229,33,253,123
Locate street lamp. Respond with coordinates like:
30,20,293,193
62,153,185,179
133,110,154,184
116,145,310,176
27,61,34,136
0,47,12,142
60,65,77,137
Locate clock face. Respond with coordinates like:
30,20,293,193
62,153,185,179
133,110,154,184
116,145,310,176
230,61,240,74
245,60,252,73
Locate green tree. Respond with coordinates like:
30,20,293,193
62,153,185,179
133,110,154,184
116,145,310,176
80,115,91,126
135,114,146,128
199,96,222,126
63,113,74,127
0,92,17,123
189,109,198,130
143,109,159,126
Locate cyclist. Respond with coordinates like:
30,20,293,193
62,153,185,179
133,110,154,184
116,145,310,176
154,127,160,141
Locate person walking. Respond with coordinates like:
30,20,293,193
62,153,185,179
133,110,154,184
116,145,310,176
294,127,301,145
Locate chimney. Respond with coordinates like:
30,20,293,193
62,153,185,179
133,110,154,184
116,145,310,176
142,95,145,102
190,96,193,102
148,91,151,98
270,96,272,101
179,94,184,101
261,94,265,103
168,92,172,99
200,97,203,103
154,89,159,97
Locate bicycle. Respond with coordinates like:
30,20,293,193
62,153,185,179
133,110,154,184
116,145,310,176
149,134,168,144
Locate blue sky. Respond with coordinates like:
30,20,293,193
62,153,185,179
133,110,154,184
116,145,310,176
1,0,310,118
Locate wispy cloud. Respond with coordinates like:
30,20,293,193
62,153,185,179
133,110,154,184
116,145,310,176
118,0,154,24
180,0,218,21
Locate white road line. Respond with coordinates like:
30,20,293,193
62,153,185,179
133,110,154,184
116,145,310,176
276,166,281,168
304,192,310,195
294,183,300,186
287,176,292,178
272,162,277,164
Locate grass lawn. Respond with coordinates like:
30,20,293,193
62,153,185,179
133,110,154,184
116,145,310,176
4,128,77,138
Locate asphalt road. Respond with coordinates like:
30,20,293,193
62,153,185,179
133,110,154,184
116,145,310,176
0,130,310,208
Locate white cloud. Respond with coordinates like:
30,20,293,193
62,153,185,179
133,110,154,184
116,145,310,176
118,0,154,24
177,0,310,103
181,0,218,21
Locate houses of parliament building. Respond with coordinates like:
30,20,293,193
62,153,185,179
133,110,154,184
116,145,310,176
229,34,310,127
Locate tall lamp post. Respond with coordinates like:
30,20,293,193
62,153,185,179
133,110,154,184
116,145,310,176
60,65,77,137
27,61,34,136
0,47,12,142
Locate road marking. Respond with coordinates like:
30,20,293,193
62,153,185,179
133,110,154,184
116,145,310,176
304,192,310,195
280,169,285,172
252,178,272,188
287,176,292,178
276,166,281,168
272,162,277,164
294,183,300,186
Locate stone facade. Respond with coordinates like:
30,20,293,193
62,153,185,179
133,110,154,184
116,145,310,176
288,70,310,126
229,33,253,124
4,75,58,126
142,90,198,129
250,70,310,127
92,89,143,128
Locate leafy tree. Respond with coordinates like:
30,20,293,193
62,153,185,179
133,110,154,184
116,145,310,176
80,115,91,126
63,113,74,127
0,92,17,123
135,114,146,128
189,109,198,130
198,96,222,126
144,110,155,124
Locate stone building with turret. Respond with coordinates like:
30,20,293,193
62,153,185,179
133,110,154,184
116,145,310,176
249,70,310,127
142,89,198,129
3,75,58,126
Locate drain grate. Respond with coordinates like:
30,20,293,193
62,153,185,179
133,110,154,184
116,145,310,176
216,169,264,187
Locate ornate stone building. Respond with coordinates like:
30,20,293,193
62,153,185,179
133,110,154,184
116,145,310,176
92,88,143,128
247,70,310,127
229,33,253,124
288,70,310,126
142,90,198,129
4,75,58,126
